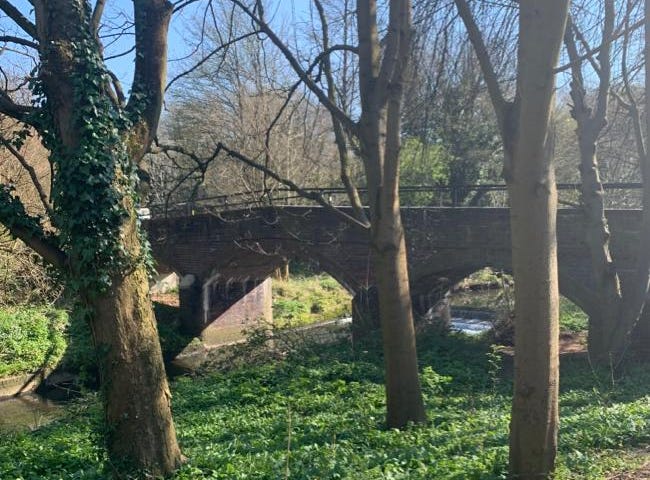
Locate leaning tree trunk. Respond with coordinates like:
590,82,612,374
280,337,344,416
575,129,623,362
89,215,182,474
372,208,427,428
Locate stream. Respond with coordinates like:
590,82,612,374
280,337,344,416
0,305,494,432
0,394,63,432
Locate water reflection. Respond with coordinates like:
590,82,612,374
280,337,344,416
0,394,62,432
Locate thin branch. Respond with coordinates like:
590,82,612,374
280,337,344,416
173,0,201,14
165,30,261,92
219,142,370,229
454,0,508,133
228,0,358,135
0,35,37,49
156,140,370,229
593,0,615,127
313,0,367,224
555,17,644,73
104,45,136,63
620,2,646,162
0,139,53,218
0,1,37,39
572,19,602,76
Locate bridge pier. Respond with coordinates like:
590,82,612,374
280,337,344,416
179,274,204,336
178,275,273,345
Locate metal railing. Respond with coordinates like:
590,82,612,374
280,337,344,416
148,182,644,218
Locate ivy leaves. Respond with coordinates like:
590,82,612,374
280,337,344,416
30,20,149,298
0,184,45,235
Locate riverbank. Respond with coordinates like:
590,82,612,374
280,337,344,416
1,329,650,479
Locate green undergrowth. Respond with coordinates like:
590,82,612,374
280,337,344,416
0,307,68,377
272,274,351,327
559,296,589,333
0,303,192,380
2,331,650,479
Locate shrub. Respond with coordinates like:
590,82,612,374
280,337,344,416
0,307,68,377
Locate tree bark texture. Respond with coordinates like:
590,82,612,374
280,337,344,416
372,214,427,427
91,258,181,474
506,3,568,477
455,0,567,476
356,0,427,428
32,0,182,475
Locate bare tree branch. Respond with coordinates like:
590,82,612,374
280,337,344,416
555,18,643,73
219,142,370,229
454,0,509,133
0,0,38,39
0,188,65,268
228,0,358,135
92,0,107,34
0,35,38,49
166,30,262,92
5,223,65,268
155,140,370,229
0,139,53,219
313,0,367,224
0,90,34,125
107,69,126,106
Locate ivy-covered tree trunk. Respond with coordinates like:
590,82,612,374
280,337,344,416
91,230,181,472
25,0,182,475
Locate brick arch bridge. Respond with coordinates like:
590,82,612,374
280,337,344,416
145,207,642,342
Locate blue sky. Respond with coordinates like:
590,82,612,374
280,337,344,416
0,1,305,93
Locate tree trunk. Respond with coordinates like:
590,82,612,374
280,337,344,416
576,131,623,362
508,167,560,477
27,0,182,475
631,302,650,360
372,212,427,428
90,218,182,475
564,6,624,363
506,2,567,477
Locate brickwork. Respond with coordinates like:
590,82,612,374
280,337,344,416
146,207,643,324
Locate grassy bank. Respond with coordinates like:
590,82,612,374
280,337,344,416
272,274,351,327
1,329,649,479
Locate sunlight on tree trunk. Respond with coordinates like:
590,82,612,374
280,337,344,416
456,0,568,476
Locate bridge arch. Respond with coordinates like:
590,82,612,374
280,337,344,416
146,206,640,341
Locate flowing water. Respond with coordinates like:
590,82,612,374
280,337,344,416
449,317,493,335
